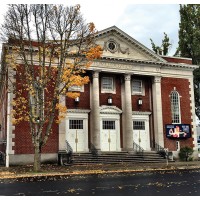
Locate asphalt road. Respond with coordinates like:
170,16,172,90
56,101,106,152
0,169,200,196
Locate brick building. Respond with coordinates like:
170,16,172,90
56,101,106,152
0,26,199,165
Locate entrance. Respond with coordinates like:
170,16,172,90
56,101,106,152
66,111,89,153
99,106,122,152
101,120,117,151
133,113,151,150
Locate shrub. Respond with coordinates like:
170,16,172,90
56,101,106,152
179,146,194,161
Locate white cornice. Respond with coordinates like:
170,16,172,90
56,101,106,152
97,56,198,70
95,26,167,63
100,105,122,114
132,111,152,115
67,109,91,114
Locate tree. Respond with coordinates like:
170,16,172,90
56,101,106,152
175,4,200,119
0,4,102,171
150,32,172,55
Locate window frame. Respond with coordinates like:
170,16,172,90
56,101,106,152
132,79,145,95
68,85,84,92
69,119,84,129
133,120,145,130
101,76,116,94
102,120,116,130
170,90,181,124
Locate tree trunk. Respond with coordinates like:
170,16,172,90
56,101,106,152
33,141,41,172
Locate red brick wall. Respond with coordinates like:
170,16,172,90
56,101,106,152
132,77,151,112
12,67,59,154
161,77,193,151
162,56,192,65
0,70,8,153
99,74,122,108
65,83,90,109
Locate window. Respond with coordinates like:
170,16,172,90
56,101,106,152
68,85,84,92
69,120,83,129
133,121,145,130
132,79,143,94
102,120,115,130
101,77,115,93
170,90,181,124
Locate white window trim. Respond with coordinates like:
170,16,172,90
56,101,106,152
101,76,116,94
68,85,84,92
170,90,181,124
131,79,145,96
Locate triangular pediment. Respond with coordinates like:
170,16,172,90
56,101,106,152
100,106,122,114
95,26,166,63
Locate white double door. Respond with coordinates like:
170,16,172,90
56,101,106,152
100,115,120,152
133,115,150,151
66,113,89,152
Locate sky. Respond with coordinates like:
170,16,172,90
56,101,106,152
0,0,198,56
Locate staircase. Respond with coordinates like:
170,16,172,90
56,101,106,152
67,151,167,165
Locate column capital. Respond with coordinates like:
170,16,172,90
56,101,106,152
124,74,131,81
92,71,99,78
153,76,162,83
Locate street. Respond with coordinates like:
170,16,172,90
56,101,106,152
0,169,200,196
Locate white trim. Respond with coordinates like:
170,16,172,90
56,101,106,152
101,76,116,94
170,90,181,124
132,113,151,151
67,109,91,114
100,106,122,114
132,111,151,116
6,93,10,167
65,110,89,152
68,85,84,92
100,111,121,152
131,79,145,96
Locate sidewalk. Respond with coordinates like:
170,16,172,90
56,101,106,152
0,161,200,179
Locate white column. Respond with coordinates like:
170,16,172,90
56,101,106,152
91,71,101,152
152,76,164,147
58,95,66,151
123,74,133,151
6,92,11,167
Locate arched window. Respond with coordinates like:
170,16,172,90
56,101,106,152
170,90,181,123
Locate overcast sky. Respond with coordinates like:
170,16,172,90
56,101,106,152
0,1,198,56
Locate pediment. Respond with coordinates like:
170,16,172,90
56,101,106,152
95,26,166,63
100,106,122,114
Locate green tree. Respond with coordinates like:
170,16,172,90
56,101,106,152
150,32,172,55
175,4,200,119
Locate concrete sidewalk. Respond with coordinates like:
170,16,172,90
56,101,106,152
0,161,200,179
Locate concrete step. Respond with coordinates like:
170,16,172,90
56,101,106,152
68,151,167,165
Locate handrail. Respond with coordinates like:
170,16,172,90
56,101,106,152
89,143,98,156
133,141,144,158
151,141,166,158
155,142,165,152
65,140,73,154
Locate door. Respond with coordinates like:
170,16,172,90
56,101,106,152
67,119,85,152
101,120,117,151
133,120,150,150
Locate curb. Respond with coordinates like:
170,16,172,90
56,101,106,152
0,164,200,180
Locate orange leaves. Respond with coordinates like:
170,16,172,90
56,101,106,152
86,45,102,61
69,75,89,87
55,103,67,124
55,103,67,113
11,97,29,124
66,92,80,99
88,22,96,33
